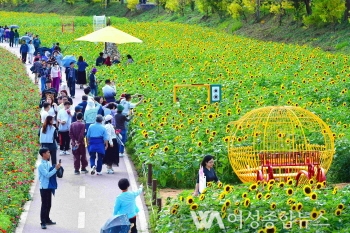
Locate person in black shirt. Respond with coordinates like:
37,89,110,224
193,155,219,196
95,52,105,66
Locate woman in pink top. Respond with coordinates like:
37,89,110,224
51,62,61,93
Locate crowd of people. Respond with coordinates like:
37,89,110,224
0,28,144,231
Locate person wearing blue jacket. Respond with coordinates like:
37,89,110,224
65,62,78,98
9,28,14,47
38,147,61,230
19,40,29,63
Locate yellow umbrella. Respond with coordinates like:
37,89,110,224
75,26,142,44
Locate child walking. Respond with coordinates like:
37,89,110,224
113,178,143,233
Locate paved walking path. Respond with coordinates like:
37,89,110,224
0,43,149,233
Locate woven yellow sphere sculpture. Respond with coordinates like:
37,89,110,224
228,106,335,183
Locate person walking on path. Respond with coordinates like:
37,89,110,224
77,56,88,89
14,29,19,47
0,26,4,43
57,101,73,155
113,179,143,233
39,116,59,165
69,112,88,175
38,147,61,230
86,114,108,175
103,114,119,174
27,40,35,64
33,35,41,55
84,100,98,135
9,28,14,47
51,62,61,93
19,40,29,64
89,67,98,97
65,62,77,99
39,61,50,92
102,79,117,103
33,57,42,85
114,105,133,157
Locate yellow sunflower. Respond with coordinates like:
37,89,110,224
249,183,258,191
234,201,240,206
201,188,207,194
186,196,194,205
163,146,169,152
221,212,227,219
270,202,276,210
286,188,293,196
303,185,312,196
199,194,205,201
310,209,319,220
179,196,184,201
170,208,178,215
243,198,250,207
217,182,223,188
299,220,308,228
287,179,293,186
224,185,232,193
297,202,303,211
265,226,276,233
197,141,203,147
308,179,315,185
224,200,231,207
338,203,345,210
234,208,240,214
268,179,275,185
256,192,263,199
316,182,323,189
257,229,265,233
218,192,226,200
319,209,326,215
278,182,285,188
287,198,296,205
173,204,179,209
284,221,292,229
190,203,199,210
264,193,271,200
335,209,342,216
267,185,273,191
310,192,317,200
242,192,248,198
291,204,297,211
221,204,227,213
206,182,213,187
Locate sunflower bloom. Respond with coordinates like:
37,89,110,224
190,203,199,210
249,183,258,191
173,204,179,209
303,185,312,196
338,204,345,210
170,208,178,215
286,188,293,196
266,226,276,233
291,204,297,211
335,209,342,216
297,202,303,211
242,192,248,198
270,202,276,210
186,196,194,205
264,193,271,200
219,192,226,200
199,194,205,201
256,192,263,199
310,192,317,200
217,182,223,188
278,182,285,188
221,204,227,213
243,198,250,207
310,209,319,220
224,200,231,207
234,201,240,206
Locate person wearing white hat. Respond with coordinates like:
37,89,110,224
103,115,119,174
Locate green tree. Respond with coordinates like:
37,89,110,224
303,0,346,27
270,0,294,25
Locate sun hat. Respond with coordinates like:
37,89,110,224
104,115,113,122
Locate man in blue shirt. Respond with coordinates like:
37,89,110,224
38,147,61,229
86,115,108,175
33,35,41,55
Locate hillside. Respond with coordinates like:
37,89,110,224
1,1,350,54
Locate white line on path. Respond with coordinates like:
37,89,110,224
79,186,85,199
78,212,85,228
123,155,149,233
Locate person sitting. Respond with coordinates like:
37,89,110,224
112,56,120,64
193,155,219,196
126,54,134,64
96,52,105,66
104,56,112,66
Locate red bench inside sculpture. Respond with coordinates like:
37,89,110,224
257,151,326,185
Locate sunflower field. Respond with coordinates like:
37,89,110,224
1,11,350,189
156,181,350,232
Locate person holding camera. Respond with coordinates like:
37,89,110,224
120,94,144,116
38,147,61,229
